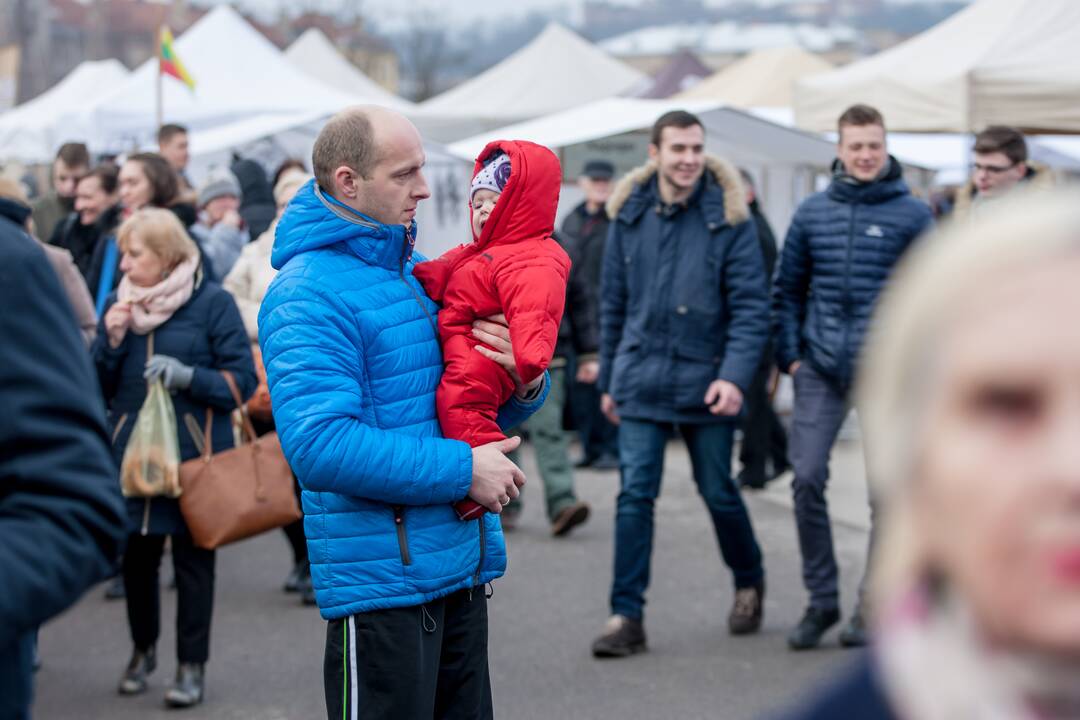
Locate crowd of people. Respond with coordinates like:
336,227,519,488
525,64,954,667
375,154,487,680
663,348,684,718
0,101,1074,720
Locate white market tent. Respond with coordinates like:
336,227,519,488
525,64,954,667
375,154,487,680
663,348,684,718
449,97,848,239
676,47,833,108
794,0,1080,133
0,60,129,163
284,28,414,111
64,6,361,156
416,23,646,143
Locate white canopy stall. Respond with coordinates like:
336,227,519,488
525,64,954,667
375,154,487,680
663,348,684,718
284,29,414,111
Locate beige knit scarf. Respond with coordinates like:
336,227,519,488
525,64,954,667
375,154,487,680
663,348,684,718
117,255,199,335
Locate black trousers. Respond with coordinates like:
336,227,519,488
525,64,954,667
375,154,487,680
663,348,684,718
253,416,307,566
739,354,789,485
570,378,618,461
324,589,492,720
123,532,215,663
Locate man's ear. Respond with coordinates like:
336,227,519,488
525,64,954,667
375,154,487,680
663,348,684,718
334,165,359,200
647,144,659,162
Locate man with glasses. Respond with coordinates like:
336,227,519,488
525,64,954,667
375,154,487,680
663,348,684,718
953,126,1053,220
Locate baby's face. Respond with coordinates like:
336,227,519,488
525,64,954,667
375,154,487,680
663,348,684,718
471,188,500,238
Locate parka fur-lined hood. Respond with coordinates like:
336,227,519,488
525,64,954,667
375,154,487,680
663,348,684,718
952,162,1056,219
606,155,749,226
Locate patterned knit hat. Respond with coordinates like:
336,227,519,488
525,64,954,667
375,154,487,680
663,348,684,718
471,152,511,198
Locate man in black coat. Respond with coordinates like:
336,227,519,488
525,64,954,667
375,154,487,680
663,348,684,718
0,196,127,718
561,159,619,469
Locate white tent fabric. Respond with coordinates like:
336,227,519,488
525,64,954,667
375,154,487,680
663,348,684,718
64,6,359,155
0,60,129,163
418,24,645,125
449,97,844,238
794,0,1080,132
676,47,832,108
285,29,414,111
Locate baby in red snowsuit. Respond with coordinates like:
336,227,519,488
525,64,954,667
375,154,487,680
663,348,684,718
413,140,570,519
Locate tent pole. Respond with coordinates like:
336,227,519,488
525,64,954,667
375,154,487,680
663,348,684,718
156,26,163,134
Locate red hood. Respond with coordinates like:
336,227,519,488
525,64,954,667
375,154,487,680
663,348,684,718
471,140,562,249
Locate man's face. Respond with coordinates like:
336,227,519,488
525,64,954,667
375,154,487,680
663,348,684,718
204,194,239,224
837,123,888,182
973,151,1027,198
648,124,705,195
345,119,430,227
53,159,87,199
159,132,190,172
74,175,115,226
579,176,613,207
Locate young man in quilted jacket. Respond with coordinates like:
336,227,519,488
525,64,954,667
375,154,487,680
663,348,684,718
258,107,548,720
773,104,933,651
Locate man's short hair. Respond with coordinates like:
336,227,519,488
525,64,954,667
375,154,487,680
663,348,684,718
738,168,755,192
650,110,704,147
973,125,1028,165
312,110,379,192
81,163,119,195
837,104,886,136
157,123,188,145
56,142,90,169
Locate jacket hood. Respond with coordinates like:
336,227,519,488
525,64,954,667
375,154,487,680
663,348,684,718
470,140,562,249
605,155,749,226
952,162,1055,219
271,179,416,271
827,155,910,205
0,196,32,228
231,158,275,207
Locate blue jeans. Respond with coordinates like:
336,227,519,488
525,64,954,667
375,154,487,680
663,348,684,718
610,419,764,621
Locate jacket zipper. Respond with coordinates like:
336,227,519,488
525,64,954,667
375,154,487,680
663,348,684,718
111,413,129,444
840,203,857,382
399,228,440,336
393,506,412,566
473,517,486,590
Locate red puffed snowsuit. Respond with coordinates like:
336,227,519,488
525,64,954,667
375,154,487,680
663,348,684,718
414,140,570,450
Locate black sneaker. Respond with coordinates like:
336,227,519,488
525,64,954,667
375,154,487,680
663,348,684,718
104,575,126,601
838,611,868,648
117,647,156,696
590,454,620,471
283,560,310,593
164,663,204,708
728,583,764,635
591,615,646,658
787,606,841,650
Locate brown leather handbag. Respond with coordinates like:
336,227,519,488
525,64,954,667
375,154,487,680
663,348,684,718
179,370,301,550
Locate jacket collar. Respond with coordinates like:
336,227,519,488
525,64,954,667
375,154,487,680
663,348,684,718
827,155,910,205
0,197,31,228
606,155,750,229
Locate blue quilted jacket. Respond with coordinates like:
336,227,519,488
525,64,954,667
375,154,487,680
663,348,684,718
258,181,546,620
772,158,933,389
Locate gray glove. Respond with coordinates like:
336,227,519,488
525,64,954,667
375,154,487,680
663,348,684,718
144,354,195,391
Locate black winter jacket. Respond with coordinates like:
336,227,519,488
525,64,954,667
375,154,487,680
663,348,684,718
93,275,256,536
600,157,769,424
1,202,126,718
772,158,932,388
561,200,610,318
554,231,598,362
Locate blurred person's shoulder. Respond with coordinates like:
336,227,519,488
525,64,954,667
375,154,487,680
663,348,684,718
770,657,897,720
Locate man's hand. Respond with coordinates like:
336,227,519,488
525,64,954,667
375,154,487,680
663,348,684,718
104,302,132,349
471,314,543,397
576,360,599,384
470,436,527,513
788,360,802,376
705,380,743,416
601,393,620,425
221,209,243,228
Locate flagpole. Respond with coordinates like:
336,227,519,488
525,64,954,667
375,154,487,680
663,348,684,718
156,25,164,134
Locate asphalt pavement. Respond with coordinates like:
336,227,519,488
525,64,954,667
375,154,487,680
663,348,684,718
34,437,871,720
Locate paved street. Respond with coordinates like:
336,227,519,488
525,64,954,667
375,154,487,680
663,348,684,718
34,436,871,720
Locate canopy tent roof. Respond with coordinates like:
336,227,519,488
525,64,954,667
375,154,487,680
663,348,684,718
600,22,857,57
284,28,413,111
630,49,712,99
65,6,359,155
794,0,1080,133
419,23,645,122
0,60,129,163
677,47,832,107
448,97,839,168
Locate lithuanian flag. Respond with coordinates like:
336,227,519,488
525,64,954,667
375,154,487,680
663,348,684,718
159,27,195,90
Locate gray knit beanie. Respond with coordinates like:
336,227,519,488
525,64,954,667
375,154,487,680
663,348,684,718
197,166,242,207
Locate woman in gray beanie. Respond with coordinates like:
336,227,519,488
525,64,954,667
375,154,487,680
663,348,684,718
189,166,249,281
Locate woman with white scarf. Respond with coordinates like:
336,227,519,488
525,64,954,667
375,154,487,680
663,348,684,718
92,208,256,709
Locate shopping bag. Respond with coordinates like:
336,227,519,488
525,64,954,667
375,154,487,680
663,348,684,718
120,378,182,498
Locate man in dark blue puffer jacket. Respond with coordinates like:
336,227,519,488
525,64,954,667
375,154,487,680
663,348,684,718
773,104,932,652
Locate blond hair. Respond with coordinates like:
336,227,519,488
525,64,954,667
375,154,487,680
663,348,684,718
857,187,1080,609
117,207,199,272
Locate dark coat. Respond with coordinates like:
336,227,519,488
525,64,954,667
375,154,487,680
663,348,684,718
51,203,123,292
561,200,610,317
0,203,126,719
599,156,769,424
93,276,256,536
232,158,276,241
772,658,897,720
554,231,598,362
772,158,932,389
750,200,778,281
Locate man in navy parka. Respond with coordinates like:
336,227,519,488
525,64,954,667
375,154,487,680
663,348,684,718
259,107,548,719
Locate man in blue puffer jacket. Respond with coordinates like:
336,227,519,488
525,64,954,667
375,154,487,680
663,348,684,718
773,104,933,652
258,107,548,720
